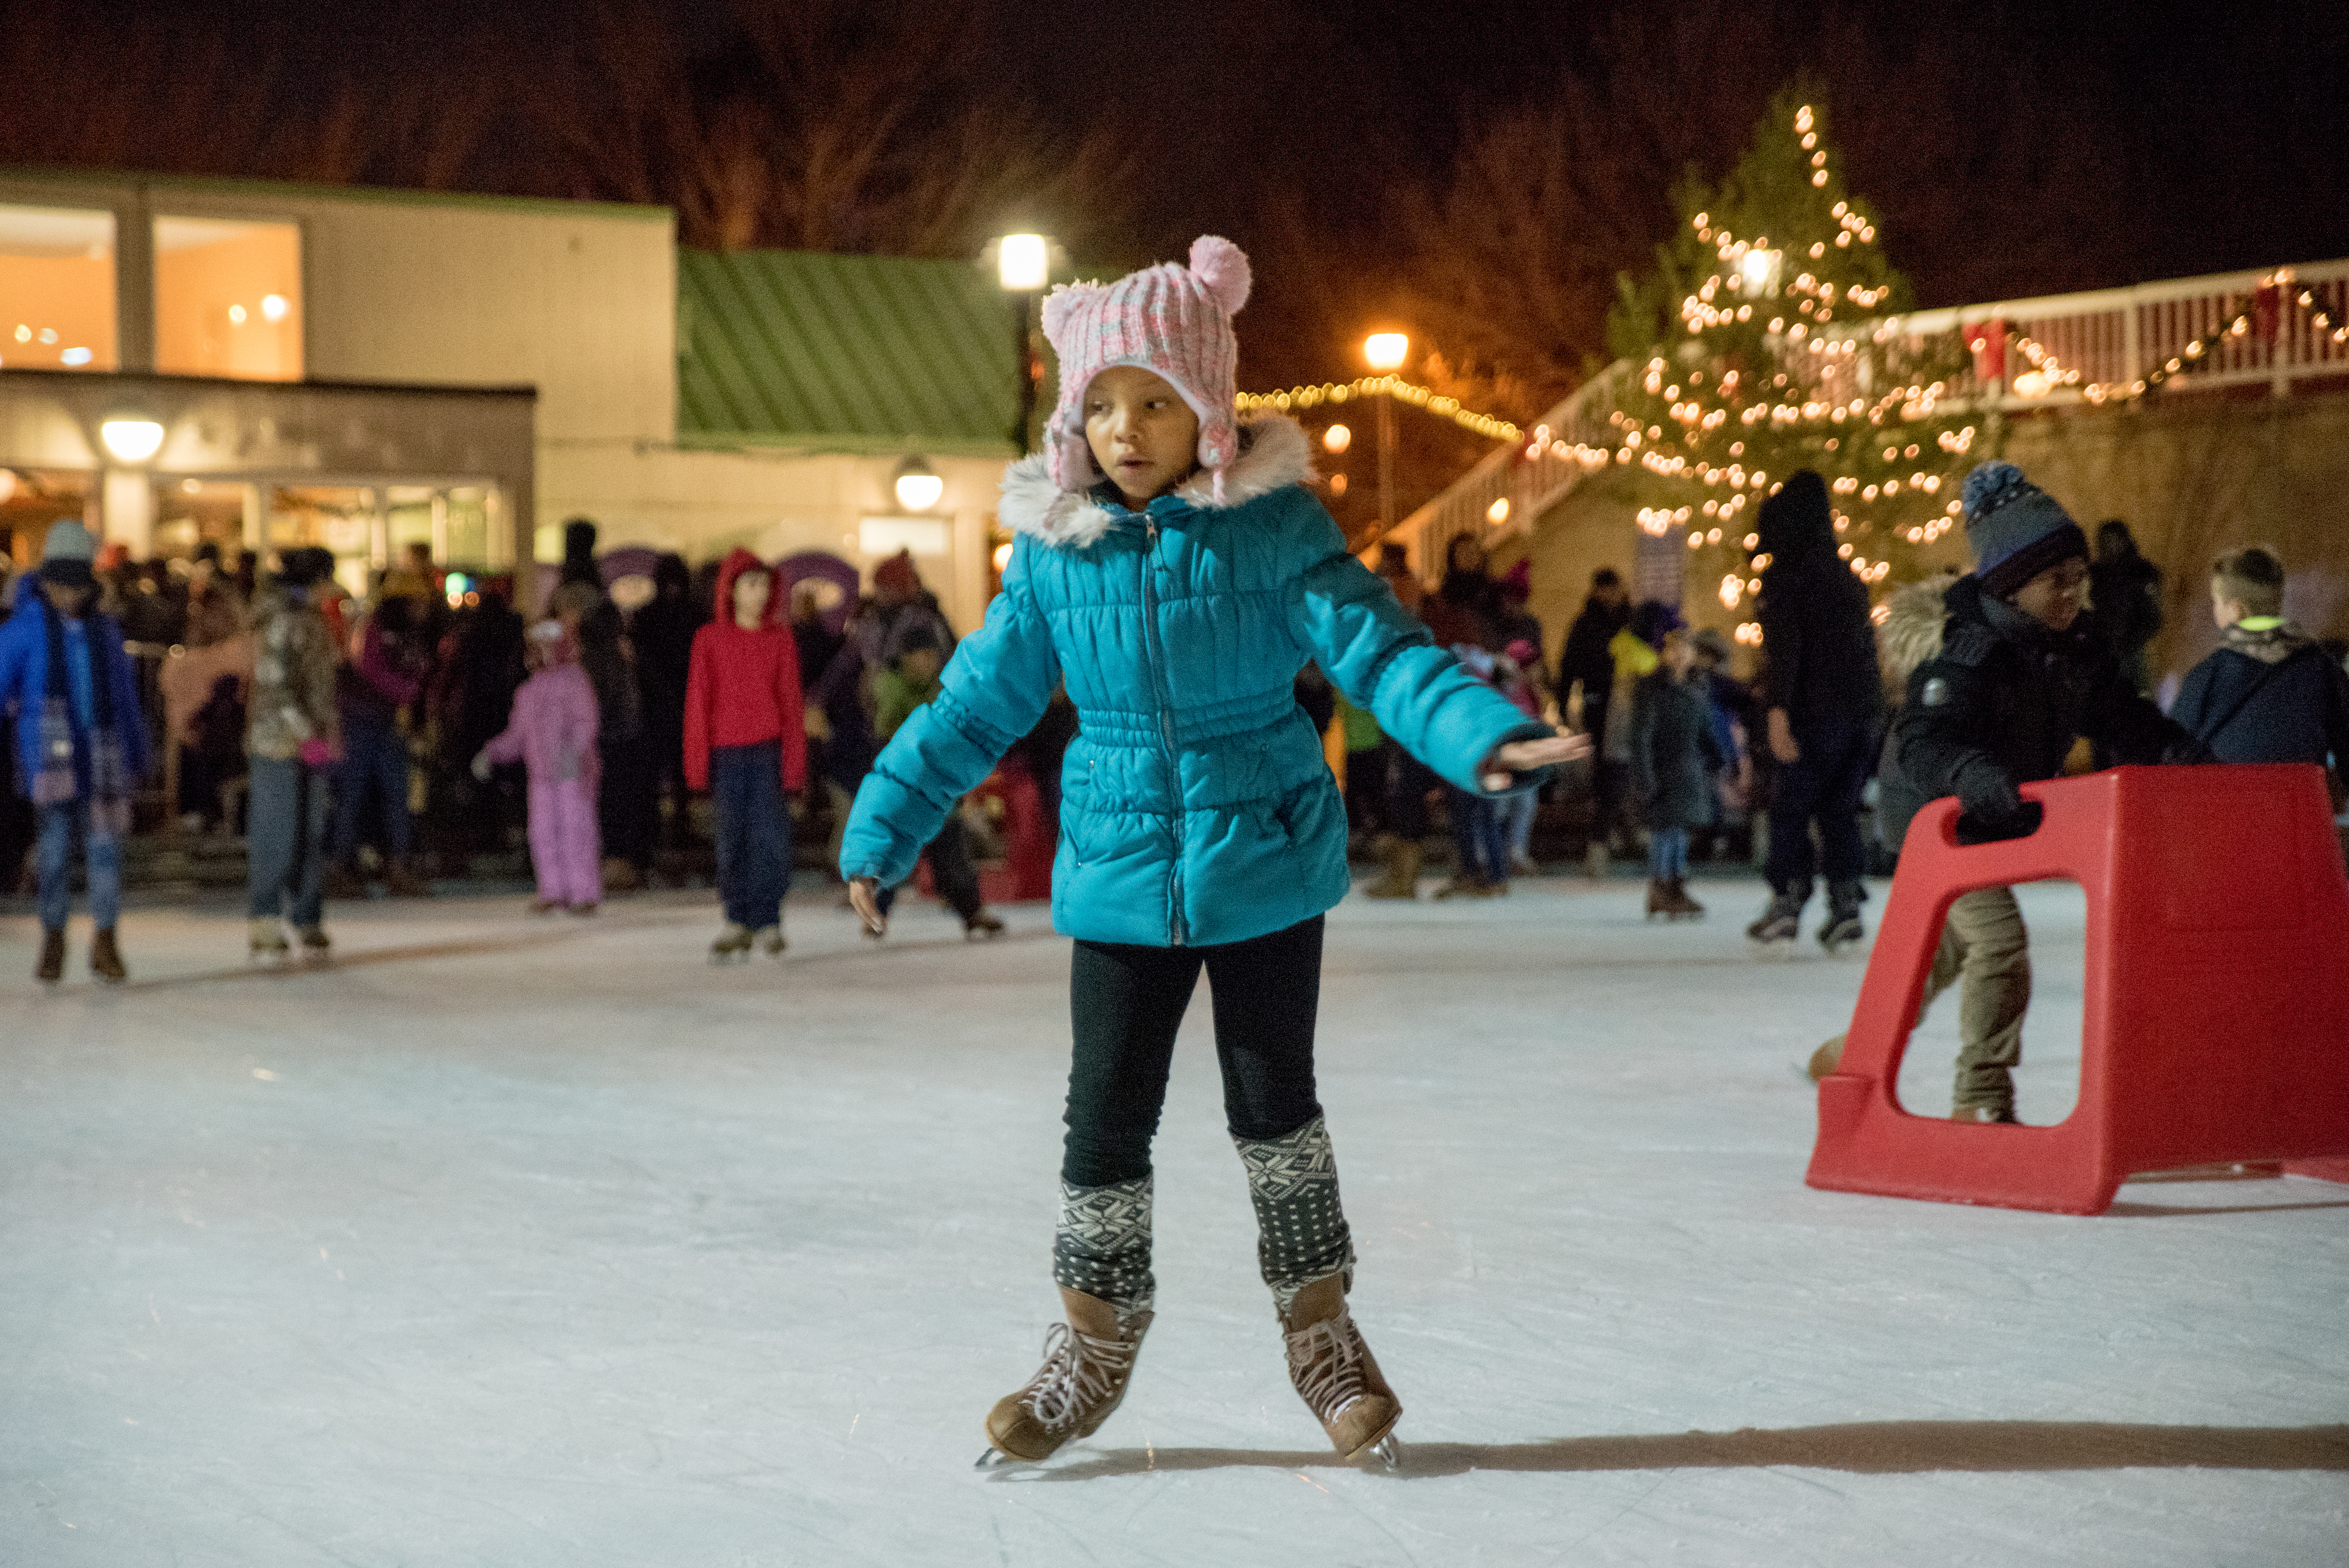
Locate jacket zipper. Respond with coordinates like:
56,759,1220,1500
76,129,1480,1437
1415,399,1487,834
1139,517,1186,945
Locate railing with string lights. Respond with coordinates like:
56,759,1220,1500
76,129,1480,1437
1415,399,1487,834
1837,258,2349,408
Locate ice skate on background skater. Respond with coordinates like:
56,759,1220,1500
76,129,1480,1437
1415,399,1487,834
838,237,1581,1471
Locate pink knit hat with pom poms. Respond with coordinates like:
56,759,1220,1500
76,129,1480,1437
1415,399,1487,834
1040,236,1252,500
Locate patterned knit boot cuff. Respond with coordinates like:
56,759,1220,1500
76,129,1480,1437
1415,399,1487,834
1051,1175,1155,1320
1234,1114,1356,1317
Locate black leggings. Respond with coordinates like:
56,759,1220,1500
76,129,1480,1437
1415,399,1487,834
1062,916,1325,1187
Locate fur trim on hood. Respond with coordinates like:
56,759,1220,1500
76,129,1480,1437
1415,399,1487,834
999,416,1316,549
1879,572,1958,696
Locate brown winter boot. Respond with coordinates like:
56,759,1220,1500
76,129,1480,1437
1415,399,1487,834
1283,1274,1402,1464
1807,1034,1846,1082
1667,878,1705,917
89,927,126,983
1645,879,1672,920
384,858,431,898
36,926,65,983
981,1288,1152,1465
1362,837,1421,900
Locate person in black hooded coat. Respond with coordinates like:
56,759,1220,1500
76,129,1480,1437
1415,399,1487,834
1749,470,1885,946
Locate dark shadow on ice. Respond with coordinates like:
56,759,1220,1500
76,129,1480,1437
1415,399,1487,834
1007,1422,2349,1481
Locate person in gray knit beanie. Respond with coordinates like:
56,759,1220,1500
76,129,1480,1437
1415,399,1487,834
1961,461,2090,602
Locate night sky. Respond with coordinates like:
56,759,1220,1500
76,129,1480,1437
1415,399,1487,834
7,0,2347,400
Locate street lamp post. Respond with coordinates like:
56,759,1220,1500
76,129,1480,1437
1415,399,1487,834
1362,333,1408,535
997,234,1051,456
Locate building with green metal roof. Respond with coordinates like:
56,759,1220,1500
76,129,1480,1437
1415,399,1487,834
677,249,1021,460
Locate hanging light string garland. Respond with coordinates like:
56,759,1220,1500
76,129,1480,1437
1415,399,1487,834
2073,269,2348,404
1236,376,1521,442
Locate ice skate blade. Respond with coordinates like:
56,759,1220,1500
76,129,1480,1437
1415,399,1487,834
1370,1436,1403,1473
974,1446,1025,1470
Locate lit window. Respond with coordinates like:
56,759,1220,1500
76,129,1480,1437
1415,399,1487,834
0,205,117,371
154,217,302,380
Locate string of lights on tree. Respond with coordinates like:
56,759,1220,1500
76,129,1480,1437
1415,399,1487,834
1599,92,1979,634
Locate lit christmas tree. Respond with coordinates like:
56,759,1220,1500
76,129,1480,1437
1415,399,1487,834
1603,89,1976,636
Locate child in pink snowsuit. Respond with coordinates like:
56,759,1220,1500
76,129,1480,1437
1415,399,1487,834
475,621,603,912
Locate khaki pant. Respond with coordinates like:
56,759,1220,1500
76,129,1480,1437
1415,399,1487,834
1922,886,2032,1113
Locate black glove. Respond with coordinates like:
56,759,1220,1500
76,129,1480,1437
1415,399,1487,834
2163,735,2218,765
1951,757,2036,840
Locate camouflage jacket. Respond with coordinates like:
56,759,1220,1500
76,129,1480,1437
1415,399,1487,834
246,585,341,762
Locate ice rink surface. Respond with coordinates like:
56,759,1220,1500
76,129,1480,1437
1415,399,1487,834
4,876,2345,1566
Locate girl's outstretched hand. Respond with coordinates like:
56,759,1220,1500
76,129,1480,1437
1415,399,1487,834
1480,733,1592,791
848,876,887,937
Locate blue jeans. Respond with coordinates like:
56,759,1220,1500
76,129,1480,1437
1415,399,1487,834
1648,825,1690,881
1764,712,1878,897
1495,790,1537,862
1446,786,1510,883
249,757,331,926
37,802,120,931
332,716,411,861
712,740,791,929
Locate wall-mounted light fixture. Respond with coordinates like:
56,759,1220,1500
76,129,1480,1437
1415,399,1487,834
893,456,943,512
100,413,165,464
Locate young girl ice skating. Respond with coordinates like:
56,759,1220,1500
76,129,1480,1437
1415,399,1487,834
840,238,1584,1468
474,621,602,914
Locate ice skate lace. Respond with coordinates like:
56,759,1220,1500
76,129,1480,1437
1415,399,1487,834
1020,1323,1135,1432
1285,1310,1368,1423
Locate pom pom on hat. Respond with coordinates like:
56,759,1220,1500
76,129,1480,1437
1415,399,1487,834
1960,459,2088,599
1188,236,1251,315
1961,460,2031,522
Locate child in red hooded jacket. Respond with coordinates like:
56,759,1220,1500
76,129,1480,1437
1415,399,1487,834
684,550,806,960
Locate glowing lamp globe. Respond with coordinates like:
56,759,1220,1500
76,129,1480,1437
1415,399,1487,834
893,458,944,512
1322,424,1352,455
100,416,165,464
997,235,1050,293
1363,333,1408,372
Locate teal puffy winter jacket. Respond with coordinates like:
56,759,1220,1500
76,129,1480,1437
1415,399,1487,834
839,418,1549,947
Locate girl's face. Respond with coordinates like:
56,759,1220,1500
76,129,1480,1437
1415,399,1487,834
1084,367,1200,504
733,569,772,628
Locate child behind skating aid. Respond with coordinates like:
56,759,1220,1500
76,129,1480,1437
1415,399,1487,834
2169,546,2349,767
684,552,806,961
1629,620,1725,920
839,237,1584,1469
1841,461,2208,1121
474,621,601,914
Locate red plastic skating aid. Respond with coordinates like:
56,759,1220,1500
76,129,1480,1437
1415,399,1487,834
1807,765,2349,1215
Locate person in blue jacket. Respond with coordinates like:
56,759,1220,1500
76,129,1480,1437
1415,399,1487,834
0,520,151,983
839,238,1583,1470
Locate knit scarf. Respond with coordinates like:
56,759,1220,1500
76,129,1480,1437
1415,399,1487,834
2221,616,2312,666
32,594,133,834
